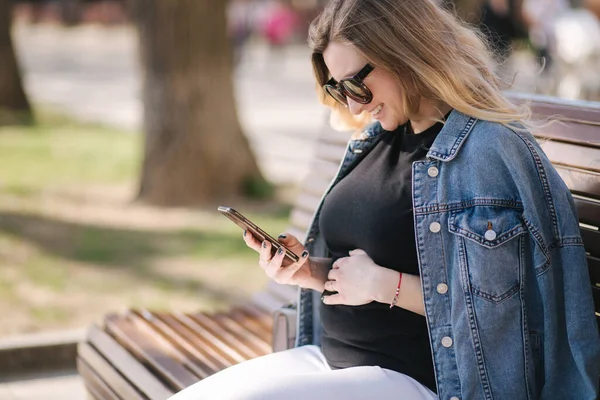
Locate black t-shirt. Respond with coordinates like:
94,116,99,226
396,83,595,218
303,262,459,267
318,120,445,392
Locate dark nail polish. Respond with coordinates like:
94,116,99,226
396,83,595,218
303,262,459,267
262,241,267,248
301,250,309,258
277,247,284,255
243,230,247,237
278,234,287,239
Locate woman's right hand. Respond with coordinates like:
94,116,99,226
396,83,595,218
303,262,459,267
242,231,314,288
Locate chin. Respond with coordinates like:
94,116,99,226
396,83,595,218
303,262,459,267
379,119,400,131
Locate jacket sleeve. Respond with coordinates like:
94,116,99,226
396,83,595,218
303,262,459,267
509,130,600,398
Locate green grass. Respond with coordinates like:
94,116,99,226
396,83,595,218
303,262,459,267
0,109,140,194
0,110,292,336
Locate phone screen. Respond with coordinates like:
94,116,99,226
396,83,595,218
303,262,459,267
217,206,300,263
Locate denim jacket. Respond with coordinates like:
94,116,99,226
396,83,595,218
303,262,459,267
294,110,600,399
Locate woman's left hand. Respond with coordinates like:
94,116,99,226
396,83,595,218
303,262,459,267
322,249,389,306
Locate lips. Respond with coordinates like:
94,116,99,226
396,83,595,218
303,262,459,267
371,103,383,118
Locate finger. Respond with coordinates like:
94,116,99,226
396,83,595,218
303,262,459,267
349,249,367,256
270,246,287,268
322,293,344,305
272,249,309,281
324,280,336,292
327,268,339,280
243,230,262,252
277,233,307,256
259,240,272,263
332,258,344,269
263,246,286,276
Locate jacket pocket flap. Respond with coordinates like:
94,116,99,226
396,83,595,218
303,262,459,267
449,206,526,248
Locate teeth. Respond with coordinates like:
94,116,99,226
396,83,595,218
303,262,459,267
372,104,383,116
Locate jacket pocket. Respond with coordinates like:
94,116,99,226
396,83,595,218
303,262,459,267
449,206,527,303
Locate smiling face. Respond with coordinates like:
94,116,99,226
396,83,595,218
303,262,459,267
323,41,409,131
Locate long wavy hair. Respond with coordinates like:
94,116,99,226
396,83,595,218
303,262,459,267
308,0,530,131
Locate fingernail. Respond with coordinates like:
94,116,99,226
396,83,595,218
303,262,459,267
262,241,267,248
243,230,247,237
321,296,325,302
278,234,287,239
277,247,284,255
301,250,309,258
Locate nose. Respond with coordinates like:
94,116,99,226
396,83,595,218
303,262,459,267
347,98,364,116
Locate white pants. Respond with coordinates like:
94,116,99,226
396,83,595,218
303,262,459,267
168,345,438,400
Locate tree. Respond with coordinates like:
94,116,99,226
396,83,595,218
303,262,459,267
0,0,33,125
133,0,265,206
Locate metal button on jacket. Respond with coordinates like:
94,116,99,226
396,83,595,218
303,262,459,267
484,229,497,241
428,166,439,177
441,336,453,348
437,283,448,294
429,222,441,233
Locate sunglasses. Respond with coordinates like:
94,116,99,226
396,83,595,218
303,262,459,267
323,63,374,107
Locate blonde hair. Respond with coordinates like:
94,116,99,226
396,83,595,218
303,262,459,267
308,0,531,131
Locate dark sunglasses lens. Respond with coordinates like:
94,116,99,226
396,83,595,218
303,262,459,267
325,85,348,106
342,80,372,104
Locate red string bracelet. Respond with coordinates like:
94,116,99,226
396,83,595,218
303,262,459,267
390,272,402,309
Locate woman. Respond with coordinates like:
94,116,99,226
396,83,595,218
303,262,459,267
170,0,600,398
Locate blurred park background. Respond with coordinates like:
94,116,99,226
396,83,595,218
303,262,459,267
0,0,599,349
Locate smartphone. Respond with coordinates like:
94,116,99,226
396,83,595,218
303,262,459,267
217,206,300,263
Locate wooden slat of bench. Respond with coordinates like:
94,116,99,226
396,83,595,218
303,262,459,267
83,325,174,400
314,141,348,163
539,141,600,173
211,313,272,355
186,313,264,360
170,312,255,366
556,166,600,198
582,228,600,258
308,158,344,179
300,176,334,197
78,343,146,400
295,192,323,217
77,358,123,400
574,196,600,227
105,315,199,391
214,310,271,343
593,287,600,316
507,92,600,121
533,121,600,147
124,311,213,381
150,312,233,373
589,256,600,288
231,304,273,335
290,209,316,235
319,128,352,147
130,310,218,378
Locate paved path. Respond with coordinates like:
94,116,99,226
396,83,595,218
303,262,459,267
0,370,86,400
13,23,331,185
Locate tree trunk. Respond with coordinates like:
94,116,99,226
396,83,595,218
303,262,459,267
0,0,33,125
134,0,265,206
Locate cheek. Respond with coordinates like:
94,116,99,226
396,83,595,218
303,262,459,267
371,77,404,108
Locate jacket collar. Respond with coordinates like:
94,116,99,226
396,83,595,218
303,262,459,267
350,109,477,161
427,110,477,162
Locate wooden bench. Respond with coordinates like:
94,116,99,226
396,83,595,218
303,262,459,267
77,94,600,399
